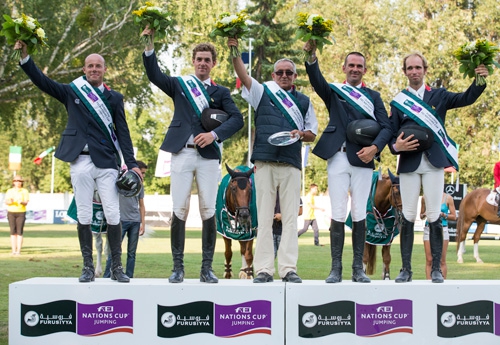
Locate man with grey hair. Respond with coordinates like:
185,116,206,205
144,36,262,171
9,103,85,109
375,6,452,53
228,37,318,283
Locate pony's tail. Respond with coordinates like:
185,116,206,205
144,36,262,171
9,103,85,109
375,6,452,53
365,244,376,275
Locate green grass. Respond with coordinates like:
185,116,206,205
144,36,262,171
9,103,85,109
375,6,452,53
2,224,500,344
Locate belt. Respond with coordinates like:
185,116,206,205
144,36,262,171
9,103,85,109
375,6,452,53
80,151,90,155
338,146,347,152
185,144,196,149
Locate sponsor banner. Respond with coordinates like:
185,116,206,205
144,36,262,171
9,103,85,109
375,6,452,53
158,301,213,338
21,299,133,337
21,300,76,337
215,300,271,337
437,300,494,337
298,300,355,338
356,299,413,336
158,300,272,338
298,299,413,338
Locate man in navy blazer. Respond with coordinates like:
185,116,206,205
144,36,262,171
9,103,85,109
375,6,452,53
389,52,488,283
304,40,392,284
15,40,140,283
142,28,243,283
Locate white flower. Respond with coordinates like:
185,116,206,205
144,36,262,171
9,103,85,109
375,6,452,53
35,28,45,39
14,18,23,24
306,14,318,26
465,42,476,52
26,20,36,30
220,15,238,25
148,6,163,12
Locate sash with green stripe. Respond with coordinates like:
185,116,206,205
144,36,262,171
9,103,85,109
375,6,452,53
177,75,221,156
70,76,122,166
263,81,305,130
390,90,459,171
329,83,376,120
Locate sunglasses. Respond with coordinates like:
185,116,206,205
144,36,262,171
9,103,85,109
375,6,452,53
274,70,294,76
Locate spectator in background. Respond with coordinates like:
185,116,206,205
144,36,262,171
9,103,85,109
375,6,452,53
5,176,29,256
494,161,500,188
298,183,324,246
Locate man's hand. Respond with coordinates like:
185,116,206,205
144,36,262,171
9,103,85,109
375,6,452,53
357,145,378,163
475,64,489,78
194,132,215,148
14,40,28,59
141,25,155,51
394,131,419,152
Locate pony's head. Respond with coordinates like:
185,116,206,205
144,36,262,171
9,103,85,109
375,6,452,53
225,164,253,230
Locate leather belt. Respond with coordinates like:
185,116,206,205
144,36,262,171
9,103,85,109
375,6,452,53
80,151,90,155
338,147,347,152
185,144,196,149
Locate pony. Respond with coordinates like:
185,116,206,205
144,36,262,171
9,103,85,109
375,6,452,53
362,170,402,280
216,164,257,279
456,188,500,263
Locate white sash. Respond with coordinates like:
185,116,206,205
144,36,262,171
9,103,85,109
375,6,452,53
391,90,459,170
263,81,305,130
177,75,210,116
177,75,221,156
329,83,376,120
70,76,123,165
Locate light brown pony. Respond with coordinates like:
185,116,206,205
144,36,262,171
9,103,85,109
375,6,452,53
456,188,500,263
222,165,255,279
363,171,402,280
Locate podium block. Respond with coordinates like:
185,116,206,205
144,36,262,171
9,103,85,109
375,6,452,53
9,278,285,345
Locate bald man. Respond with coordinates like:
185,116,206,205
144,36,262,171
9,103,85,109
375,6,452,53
15,40,140,283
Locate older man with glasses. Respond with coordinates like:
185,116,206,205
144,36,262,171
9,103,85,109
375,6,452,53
227,37,318,283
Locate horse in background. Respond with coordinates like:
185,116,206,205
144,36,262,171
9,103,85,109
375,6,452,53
362,170,402,280
456,188,500,263
216,164,257,279
93,231,109,277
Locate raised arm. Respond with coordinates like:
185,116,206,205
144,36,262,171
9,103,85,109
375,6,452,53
228,38,252,90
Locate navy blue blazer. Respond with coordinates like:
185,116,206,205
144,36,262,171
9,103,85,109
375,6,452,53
21,58,137,170
306,61,393,169
389,82,486,174
143,52,244,161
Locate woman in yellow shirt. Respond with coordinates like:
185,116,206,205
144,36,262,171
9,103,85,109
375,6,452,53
5,176,29,255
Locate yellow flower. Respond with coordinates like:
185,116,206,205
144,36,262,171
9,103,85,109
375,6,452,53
35,28,45,39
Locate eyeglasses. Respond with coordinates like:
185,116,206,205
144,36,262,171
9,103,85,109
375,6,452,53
274,70,294,76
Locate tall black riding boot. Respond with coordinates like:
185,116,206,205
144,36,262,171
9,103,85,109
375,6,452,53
107,223,129,283
429,219,444,283
200,216,218,283
325,220,344,283
352,220,371,283
395,217,414,283
77,222,95,282
169,213,185,283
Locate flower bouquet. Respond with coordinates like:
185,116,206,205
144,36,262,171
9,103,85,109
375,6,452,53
1,13,48,60
210,10,249,58
453,39,500,86
132,1,174,46
296,12,334,61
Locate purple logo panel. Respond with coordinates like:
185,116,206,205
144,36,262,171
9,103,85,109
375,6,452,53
215,300,271,337
356,299,413,337
77,299,133,336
